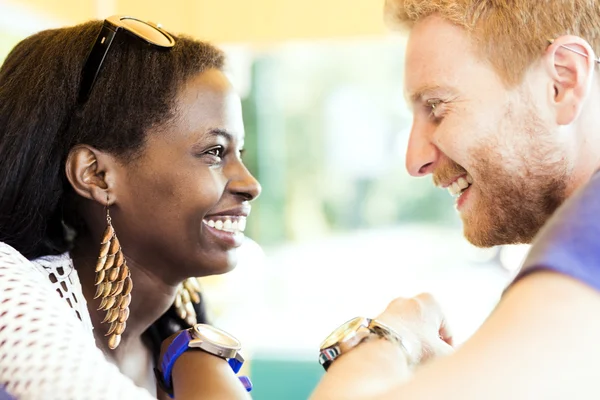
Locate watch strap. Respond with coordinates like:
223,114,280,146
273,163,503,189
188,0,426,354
228,352,244,374
368,319,412,362
161,329,193,396
318,346,339,370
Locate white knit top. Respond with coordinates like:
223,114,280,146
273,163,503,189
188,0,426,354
0,242,155,399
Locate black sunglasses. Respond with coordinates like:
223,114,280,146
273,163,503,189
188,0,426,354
78,15,176,103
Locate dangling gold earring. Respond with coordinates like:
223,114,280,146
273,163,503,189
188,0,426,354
174,278,203,326
94,197,132,350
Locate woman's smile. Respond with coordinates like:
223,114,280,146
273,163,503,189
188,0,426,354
202,208,250,248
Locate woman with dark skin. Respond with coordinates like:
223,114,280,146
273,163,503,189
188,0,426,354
0,16,259,399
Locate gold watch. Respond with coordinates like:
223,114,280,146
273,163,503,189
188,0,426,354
318,316,409,371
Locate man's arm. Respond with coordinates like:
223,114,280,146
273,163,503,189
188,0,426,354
312,270,600,400
310,293,454,400
388,270,600,398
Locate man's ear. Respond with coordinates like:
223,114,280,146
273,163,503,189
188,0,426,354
545,35,597,125
65,145,119,205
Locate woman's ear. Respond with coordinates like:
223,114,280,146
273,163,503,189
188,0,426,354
65,145,119,205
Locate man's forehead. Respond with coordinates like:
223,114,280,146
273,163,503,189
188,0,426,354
403,17,483,100
407,15,472,51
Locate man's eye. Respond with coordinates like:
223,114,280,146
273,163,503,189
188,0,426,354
426,99,445,120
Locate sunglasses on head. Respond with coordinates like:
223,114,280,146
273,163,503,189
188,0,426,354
78,15,176,104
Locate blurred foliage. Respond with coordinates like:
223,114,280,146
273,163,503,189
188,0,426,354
241,39,460,246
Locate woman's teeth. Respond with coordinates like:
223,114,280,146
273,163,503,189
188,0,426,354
448,174,474,197
203,217,247,233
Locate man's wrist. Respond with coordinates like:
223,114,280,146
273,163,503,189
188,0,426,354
319,316,419,372
310,338,411,400
374,314,422,364
326,335,413,386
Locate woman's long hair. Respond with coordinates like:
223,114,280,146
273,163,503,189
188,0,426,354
0,19,223,359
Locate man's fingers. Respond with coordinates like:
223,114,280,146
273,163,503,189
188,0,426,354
414,293,444,316
432,338,454,358
438,317,454,346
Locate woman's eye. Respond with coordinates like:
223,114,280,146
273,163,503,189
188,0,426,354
206,146,224,158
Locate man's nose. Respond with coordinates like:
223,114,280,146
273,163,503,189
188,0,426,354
405,125,439,177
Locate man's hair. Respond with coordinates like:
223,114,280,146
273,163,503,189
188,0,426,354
384,0,600,85
0,20,224,259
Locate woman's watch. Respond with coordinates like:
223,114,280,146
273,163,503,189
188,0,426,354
155,324,252,397
318,316,411,371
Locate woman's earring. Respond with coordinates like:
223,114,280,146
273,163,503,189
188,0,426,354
94,198,132,350
174,278,203,326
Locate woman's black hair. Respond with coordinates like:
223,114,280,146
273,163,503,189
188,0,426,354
0,20,224,356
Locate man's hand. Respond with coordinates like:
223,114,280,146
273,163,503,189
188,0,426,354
375,293,454,365
310,293,454,400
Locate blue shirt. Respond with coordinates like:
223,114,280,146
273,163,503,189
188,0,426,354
512,169,600,289
0,386,14,400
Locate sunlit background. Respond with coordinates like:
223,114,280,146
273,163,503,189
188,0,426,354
0,1,530,398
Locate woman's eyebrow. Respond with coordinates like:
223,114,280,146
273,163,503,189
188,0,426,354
207,128,234,142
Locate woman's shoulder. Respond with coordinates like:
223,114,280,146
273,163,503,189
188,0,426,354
0,242,49,284
0,242,95,333
0,242,61,285
0,242,32,267
0,242,63,304
0,241,154,399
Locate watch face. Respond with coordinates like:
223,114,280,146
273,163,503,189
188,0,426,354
193,324,241,349
320,317,369,350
